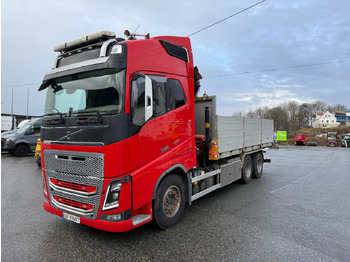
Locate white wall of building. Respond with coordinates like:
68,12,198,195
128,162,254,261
312,111,340,128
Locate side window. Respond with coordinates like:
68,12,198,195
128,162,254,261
167,79,186,111
27,125,40,135
131,76,145,126
33,125,41,134
149,76,167,117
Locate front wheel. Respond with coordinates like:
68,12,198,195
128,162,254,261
15,144,29,157
154,175,186,229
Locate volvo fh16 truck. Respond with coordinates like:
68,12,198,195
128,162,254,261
39,31,273,232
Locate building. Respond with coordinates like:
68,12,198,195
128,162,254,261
1,113,42,131
312,111,340,128
335,110,350,126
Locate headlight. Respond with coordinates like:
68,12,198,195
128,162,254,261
102,175,131,211
6,138,14,142
103,181,121,210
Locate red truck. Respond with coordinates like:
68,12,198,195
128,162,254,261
295,134,305,145
39,31,273,232
327,132,338,147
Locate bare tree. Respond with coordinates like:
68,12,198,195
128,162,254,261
232,100,346,132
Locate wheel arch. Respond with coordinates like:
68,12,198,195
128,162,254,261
152,164,189,202
15,142,30,148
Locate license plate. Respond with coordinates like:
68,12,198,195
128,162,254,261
63,212,80,224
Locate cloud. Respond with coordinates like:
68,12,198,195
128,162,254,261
1,0,350,116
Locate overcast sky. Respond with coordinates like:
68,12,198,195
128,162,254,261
1,0,350,116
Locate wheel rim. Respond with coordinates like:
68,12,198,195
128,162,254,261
257,157,263,174
17,146,28,156
245,159,252,178
163,185,181,217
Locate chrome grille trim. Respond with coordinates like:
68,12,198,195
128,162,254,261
46,171,103,219
44,149,104,220
49,180,97,196
51,198,94,216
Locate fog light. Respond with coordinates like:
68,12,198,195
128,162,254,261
107,214,122,221
100,212,125,222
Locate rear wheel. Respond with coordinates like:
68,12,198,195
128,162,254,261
154,175,186,229
252,153,264,179
15,144,29,157
241,155,253,184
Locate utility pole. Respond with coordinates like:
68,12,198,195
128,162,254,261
26,88,29,119
11,87,14,129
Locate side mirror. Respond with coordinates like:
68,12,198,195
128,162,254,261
145,75,153,122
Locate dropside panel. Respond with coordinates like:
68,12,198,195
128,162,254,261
244,118,262,148
217,116,243,154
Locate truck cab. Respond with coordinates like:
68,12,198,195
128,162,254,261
327,132,338,147
39,31,196,231
295,134,305,145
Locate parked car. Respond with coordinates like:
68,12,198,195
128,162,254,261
1,118,42,157
341,133,350,148
35,137,41,167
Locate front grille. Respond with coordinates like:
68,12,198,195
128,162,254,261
44,150,104,177
53,195,93,212
50,178,97,195
44,150,104,219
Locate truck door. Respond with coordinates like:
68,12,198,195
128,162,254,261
129,73,172,170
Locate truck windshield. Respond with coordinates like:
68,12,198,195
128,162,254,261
328,134,336,140
44,69,125,116
15,121,33,134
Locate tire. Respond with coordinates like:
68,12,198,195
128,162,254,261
241,155,253,184
15,144,29,157
154,174,186,229
252,153,264,179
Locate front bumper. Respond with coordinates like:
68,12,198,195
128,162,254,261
1,139,15,151
43,201,152,232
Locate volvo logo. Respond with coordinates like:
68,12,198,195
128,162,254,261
66,131,71,140
57,129,84,141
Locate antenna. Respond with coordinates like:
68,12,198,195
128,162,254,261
133,24,141,34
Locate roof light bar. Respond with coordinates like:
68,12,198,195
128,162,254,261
54,31,116,53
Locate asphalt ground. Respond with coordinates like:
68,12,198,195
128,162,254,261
1,146,350,262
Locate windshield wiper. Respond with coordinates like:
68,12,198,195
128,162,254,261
77,110,103,123
45,110,65,124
